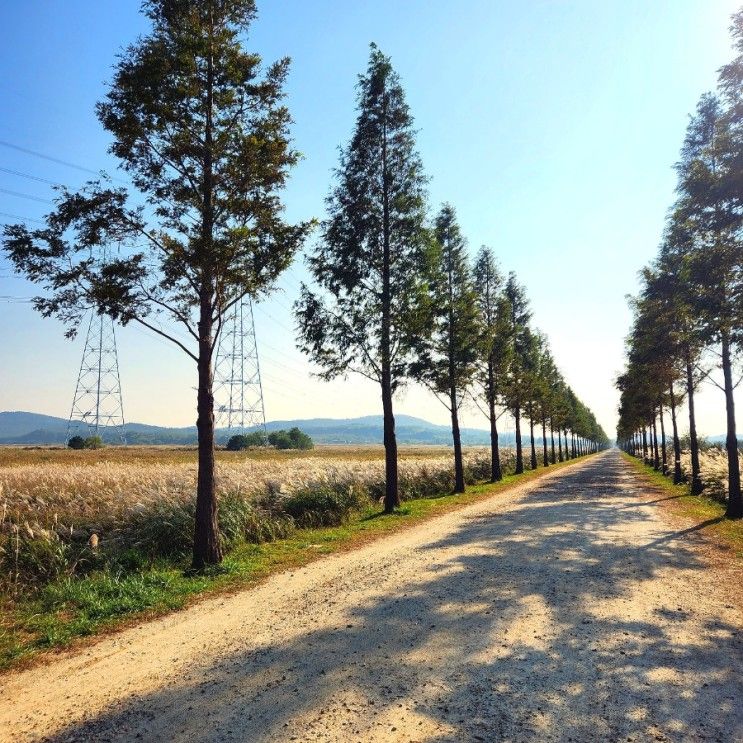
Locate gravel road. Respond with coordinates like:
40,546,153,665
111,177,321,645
2,450,741,742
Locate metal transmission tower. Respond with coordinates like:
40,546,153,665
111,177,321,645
67,243,126,444
67,311,127,443
213,297,267,438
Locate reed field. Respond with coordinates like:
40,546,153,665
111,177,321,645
0,445,516,592
679,447,743,502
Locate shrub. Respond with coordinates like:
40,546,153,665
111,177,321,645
67,436,86,450
268,427,314,450
225,432,266,451
282,483,366,527
121,499,196,559
84,436,104,450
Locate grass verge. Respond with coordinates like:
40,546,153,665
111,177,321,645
0,455,588,673
622,452,743,558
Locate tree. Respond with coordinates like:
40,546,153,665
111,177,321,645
295,44,430,512
3,0,310,567
502,272,532,474
67,436,86,450
268,427,313,450
675,92,743,516
225,432,266,450
411,204,481,493
472,245,509,482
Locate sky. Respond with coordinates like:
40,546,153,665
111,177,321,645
0,0,741,439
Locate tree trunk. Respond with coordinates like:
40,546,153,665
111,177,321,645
381,374,399,513
450,385,465,493
550,420,556,464
564,428,570,460
557,427,563,462
193,329,222,569
721,332,742,518
642,426,648,465
528,403,537,470
659,404,667,476
487,358,502,482
651,415,660,471
685,348,703,494
669,385,682,484
514,405,524,474
541,413,549,467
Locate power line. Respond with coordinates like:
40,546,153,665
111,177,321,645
253,303,295,334
0,210,46,225
0,187,53,204
0,140,119,180
0,166,60,186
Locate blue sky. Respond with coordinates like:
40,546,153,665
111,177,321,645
0,0,740,437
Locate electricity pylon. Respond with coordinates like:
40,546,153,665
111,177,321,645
67,311,127,443
213,297,267,438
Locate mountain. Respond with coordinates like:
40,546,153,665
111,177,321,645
0,410,507,446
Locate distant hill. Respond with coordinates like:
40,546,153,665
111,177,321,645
0,410,511,446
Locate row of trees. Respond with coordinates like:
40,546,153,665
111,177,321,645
296,46,608,511
2,1,605,568
616,11,743,519
225,428,313,451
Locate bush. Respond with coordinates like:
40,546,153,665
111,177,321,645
68,436,86,450
84,436,104,450
0,528,68,586
268,427,314,450
282,483,366,527
225,432,266,451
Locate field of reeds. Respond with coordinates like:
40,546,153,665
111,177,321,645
679,446,743,503
0,445,516,592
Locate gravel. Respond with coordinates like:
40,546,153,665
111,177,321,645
1,449,741,742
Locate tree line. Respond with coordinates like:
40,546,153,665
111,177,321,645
2,0,606,569
295,45,609,513
616,10,743,519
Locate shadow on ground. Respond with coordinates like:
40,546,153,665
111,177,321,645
45,452,742,742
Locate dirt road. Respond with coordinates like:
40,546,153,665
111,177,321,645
2,450,741,742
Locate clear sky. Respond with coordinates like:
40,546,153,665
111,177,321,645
0,0,740,438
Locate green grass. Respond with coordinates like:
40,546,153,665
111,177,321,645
622,452,743,558
0,456,584,672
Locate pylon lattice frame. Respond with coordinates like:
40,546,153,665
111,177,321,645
213,297,267,437
68,311,127,443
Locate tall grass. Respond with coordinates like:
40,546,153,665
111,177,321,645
1,448,507,590
679,446,743,503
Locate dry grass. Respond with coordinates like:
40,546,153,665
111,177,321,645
0,445,516,589
0,446,495,533
679,447,743,502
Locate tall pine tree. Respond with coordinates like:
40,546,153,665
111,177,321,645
473,245,509,482
295,45,430,512
503,272,532,474
411,204,481,493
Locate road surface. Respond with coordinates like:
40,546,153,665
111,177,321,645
2,450,741,742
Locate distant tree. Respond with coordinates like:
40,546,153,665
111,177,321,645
2,0,311,567
225,432,266,451
411,204,481,493
472,245,509,482
268,427,313,450
67,436,86,450
502,272,532,474
521,328,543,470
84,435,104,450
296,44,430,512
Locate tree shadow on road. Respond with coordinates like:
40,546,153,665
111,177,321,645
46,454,743,742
